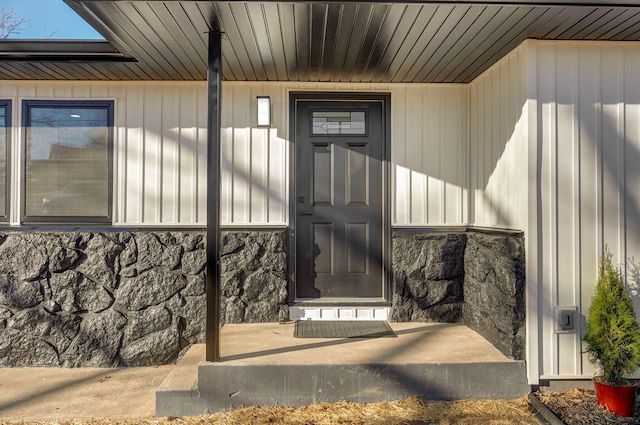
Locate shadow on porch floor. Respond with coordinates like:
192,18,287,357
218,322,513,364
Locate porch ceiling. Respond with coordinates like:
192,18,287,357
3,1,640,82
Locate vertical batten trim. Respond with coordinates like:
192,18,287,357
596,45,604,258
550,45,559,377
572,47,582,376
10,96,18,225
618,48,627,274
525,40,540,385
440,87,446,223
114,85,126,225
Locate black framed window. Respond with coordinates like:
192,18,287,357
22,100,113,223
0,100,10,220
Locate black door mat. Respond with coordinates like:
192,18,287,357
294,320,396,338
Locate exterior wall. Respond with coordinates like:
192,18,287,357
11,41,640,382
0,230,206,367
0,81,468,227
0,229,290,367
221,82,468,227
391,229,526,360
391,232,466,322
0,81,209,226
468,44,530,229
470,40,640,382
221,230,289,323
463,232,526,360
221,83,288,225
468,42,537,380
532,41,640,380
391,85,468,225
0,228,523,366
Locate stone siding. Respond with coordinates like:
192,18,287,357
0,227,524,366
0,231,207,367
463,232,526,360
391,230,525,360
0,229,289,367
391,233,466,322
221,231,289,324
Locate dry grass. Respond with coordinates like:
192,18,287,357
0,397,539,425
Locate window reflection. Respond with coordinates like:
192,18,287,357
24,101,112,221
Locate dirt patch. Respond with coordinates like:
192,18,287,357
535,388,640,424
0,397,539,425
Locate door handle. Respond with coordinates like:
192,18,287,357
299,211,312,216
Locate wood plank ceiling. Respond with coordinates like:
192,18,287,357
2,1,640,82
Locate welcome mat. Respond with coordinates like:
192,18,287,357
294,320,396,339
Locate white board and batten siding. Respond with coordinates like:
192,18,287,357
392,84,468,225
468,44,539,382
471,40,640,384
532,41,640,382
0,81,209,226
468,47,530,230
222,82,469,227
0,80,468,228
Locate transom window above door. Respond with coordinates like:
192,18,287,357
311,110,366,135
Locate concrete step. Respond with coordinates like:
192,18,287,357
196,360,529,411
155,344,208,416
156,339,530,416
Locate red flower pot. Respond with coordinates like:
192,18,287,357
593,378,638,417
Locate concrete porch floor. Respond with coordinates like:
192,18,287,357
156,322,530,416
218,322,513,364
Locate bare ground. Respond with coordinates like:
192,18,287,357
536,388,640,425
0,397,539,425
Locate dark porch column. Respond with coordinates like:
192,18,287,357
206,30,222,362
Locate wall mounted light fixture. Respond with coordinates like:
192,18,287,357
257,96,271,127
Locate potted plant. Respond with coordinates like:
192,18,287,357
583,249,640,417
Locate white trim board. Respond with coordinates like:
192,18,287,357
289,306,389,321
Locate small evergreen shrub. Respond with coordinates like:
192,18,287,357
584,249,640,385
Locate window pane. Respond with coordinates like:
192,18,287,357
24,103,111,219
312,111,366,135
0,103,7,217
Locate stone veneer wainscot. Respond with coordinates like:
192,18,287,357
0,228,524,366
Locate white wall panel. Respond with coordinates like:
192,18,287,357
468,41,535,382
0,80,468,227
469,46,529,230
391,84,468,225
10,41,640,386
0,80,210,226
521,41,640,380
222,81,468,226
469,40,640,382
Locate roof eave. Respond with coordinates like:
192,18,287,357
0,40,136,63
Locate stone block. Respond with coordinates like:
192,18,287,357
117,270,187,311
390,232,466,323
0,276,43,309
463,233,525,360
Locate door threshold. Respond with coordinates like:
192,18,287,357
293,297,389,307
290,302,390,321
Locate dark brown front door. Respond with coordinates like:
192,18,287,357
294,97,385,299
